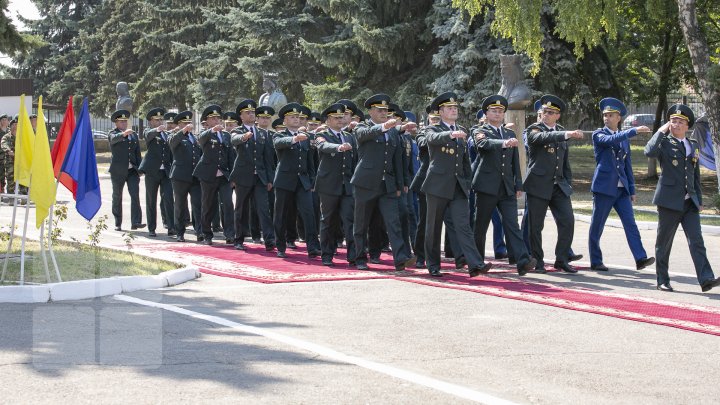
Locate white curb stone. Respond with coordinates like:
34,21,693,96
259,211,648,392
162,267,201,286
49,278,123,301
0,285,50,303
118,274,169,293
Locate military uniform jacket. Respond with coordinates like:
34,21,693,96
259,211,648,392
351,120,404,194
272,129,316,192
193,129,234,182
229,126,275,188
139,127,173,178
410,128,429,192
168,130,202,182
314,129,357,196
0,132,14,162
644,130,702,211
591,127,637,197
471,124,522,196
421,122,472,199
399,132,413,188
108,128,142,177
522,122,573,200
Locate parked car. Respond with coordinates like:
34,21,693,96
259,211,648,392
621,113,655,130
92,130,108,140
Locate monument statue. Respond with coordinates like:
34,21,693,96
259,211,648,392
115,81,134,113
258,73,287,114
498,54,531,110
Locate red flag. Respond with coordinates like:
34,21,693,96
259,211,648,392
50,96,77,194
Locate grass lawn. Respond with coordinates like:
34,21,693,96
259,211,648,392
0,237,179,285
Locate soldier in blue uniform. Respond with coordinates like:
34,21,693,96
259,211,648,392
522,95,584,273
272,102,321,258
139,107,175,237
589,97,655,271
314,103,358,266
472,95,537,275
168,111,202,242
644,104,720,292
351,94,416,271
193,105,235,245
108,110,144,231
229,99,276,251
422,92,491,277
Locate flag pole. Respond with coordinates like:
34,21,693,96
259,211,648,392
39,221,51,283
46,180,61,282
19,175,33,285
1,182,20,283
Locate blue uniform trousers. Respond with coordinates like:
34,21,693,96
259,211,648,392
589,187,647,266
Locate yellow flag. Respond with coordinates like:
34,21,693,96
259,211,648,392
30,96,57,228
15,94,35,187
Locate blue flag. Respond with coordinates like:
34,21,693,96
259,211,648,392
693,117,716,171
60,98,101,220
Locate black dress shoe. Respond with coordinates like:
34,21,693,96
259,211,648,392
429,268,442,277
212,226,223,233
308,250,321,258
357,262,369,270
381,245,391,253
508,258,517,265
591,263,609,271
148,231,157,237
252,238,262,244
657,283,674,292
415,260,426,269
322,259,334,267
234,243,246,251
265,244,275,252
131,223,147,230
553,262,578,273
369,257,381,264
288,241,297,249
468,263,492,277
568,254,583,262
518,258,537,276
202,239,213,246
455,257,467,269
636,257,655,270
494,252,508,260
176,235,186,242
196,235,204,242
114,226,122,231
700,277,720,292
225,238,234,244
277,251,287,258
395,256,416,271
168,229,177,236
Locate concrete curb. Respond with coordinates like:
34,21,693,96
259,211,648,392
0,241,200,303
573,213,720,235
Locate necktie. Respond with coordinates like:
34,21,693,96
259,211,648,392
188,133,195,144
217,132,223,143
161,132,167,142
450,125,455,131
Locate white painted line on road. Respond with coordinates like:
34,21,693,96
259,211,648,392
114,294,520,405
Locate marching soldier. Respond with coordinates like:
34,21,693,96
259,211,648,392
522,95,584,273
254,106,277,243
139,107,175,237
314,103,358,266
422,92,490,277
193,105,235,245
351,94,415,271
472,95,536,275
644,104,720,292
168,111,202,242
229,99,276,251
272,102,321,258
388,104,414,254
108,110,144,231
589,97,654,271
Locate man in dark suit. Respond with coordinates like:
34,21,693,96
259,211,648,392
589,97,654,271
229,99,276,251
193,105,235,245
644,104,720,292
108,109,144,231
314,103,358,266
139,107,175,237
422,92,491,277
168,111,202,242
272,102,321,258
522,95,584,273
351,94,416,271
472,95,537,275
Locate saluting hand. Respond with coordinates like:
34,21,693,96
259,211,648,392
212,124,224,132
346,121,359,131
242,131,253,141
475,132,486,142
158,125,167,132
122,129,134,137
338,143,352,152
183,124,194,133
635,126,651,133
505,123,515,130
294,133,308,142
566,130,584,139
504,138,519,148
659,121,671,132
383,119,397,131
451,130,467,139
401,122,418,133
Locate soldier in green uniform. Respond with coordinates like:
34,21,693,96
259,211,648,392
644,104,720,292
108,110,144,231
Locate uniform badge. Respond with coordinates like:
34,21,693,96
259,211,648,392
672,160,678,166
548,147,555,153
441,147,446,152
449,149,455,155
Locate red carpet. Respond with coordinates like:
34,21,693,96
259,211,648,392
131,242,720,337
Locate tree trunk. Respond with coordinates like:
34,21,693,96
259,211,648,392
676,0,720,195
